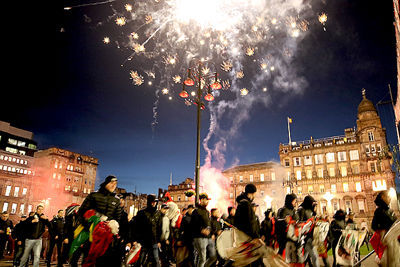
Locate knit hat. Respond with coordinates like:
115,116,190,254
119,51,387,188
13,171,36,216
100,175,117,188
245,183,257,194
199,193,211,200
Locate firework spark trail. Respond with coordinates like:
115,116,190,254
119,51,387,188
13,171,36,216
64,0,116,10
151,89,160,134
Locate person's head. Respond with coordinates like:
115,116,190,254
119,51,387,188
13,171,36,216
29,211,35,217
199,193,211,207
21,215,27,222
0,212,9,221
100,175,118,193
284,193,297,209
228,206,236,217
147,194,158,208
36,205,44,215
264,208,273,219
245,184,257,201
187,204,195,215
376,190,391,207
333,209,346,221
211,208,219,218
348,211,354,219
160,204,169,214
57,210,64,217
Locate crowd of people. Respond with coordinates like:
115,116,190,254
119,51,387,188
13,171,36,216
0,175,398,267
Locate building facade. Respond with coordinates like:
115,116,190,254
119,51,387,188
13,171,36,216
33,147,98,217
0,121,38,223
161,178,195,209
222,162,286,219
278,91,398,223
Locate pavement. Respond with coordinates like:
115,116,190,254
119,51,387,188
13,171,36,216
0,254,378,266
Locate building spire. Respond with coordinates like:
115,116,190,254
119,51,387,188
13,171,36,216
362,88,366,98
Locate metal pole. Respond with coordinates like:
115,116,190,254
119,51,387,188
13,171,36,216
388,84,400,148
194,64,202,204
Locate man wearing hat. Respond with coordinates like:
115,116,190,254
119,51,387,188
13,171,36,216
129,194,162,267
234,184,260,239
191,193,217,267
77,175,122,266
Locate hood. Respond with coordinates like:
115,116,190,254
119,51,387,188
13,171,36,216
374,192,389,209
300,195,317,210
284,193,297,210
236,192,250,204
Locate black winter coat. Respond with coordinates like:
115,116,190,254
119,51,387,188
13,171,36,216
191,205,211,238
50,216,65,239
24,213,51,239
234,193,260,238
0,218,13,238
178,213,193,244
371,195,397,232
210,216,222,238
78,188,122,222
130,207,162,248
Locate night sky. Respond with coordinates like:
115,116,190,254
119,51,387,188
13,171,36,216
2,0,399,194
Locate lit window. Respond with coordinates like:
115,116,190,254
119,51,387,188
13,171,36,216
5,185,11,196
331,184,337,193
352,165,360,174
249,175,253,182
65,186,71,191
19,151,26,155
17,141,25,147
8,138,17,145
370,162,376,172
286,187,291,194
297,187,302,194
368,132,374,141
343,183,349,192
350,150,359,160
319,185,325,193
22,188,27,195
27,205,32,213
326,153,335,163
306,169,312,179
308,185,313,193
355,182,362,192
14,187,19,197
6,147,18,154
338,151,347,161
260,173,265,181
296,170,302,180
329,168,335,177
358,200,365,213
315,154,324,164
365,145,370,154
284,159,290,167
341,166,347,177
317,168,324,178
304,155,312,165
239,176,243,183
372,179,387,191
293,157,301,166
270,172,275,181
28,144,37,149
11,203,17,214
371,144,376,153
377,143,382,153
2,202,9,212
53,173,56,179
19,204,25,214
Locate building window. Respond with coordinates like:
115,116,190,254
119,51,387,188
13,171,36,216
5,185,11,196
329,167,335,177
178,196,181,201
331,184,336,193
304,155,312,165
317,168,324,178
315,154,323,164
345,200,352,214
17,141,26,147
355,182,362,192
2,202,9,212
306,169,312,179
308,185,313,193
22,188,27,195
8,138,17,145
319,185,325,193
372,179,387,191
341,166,347,177
6,147,18,154
14,187,19,197
368,131,374,141
286,187,291,194
297,187,302,194
249,175,253,182
370,162,376,172
28,144,37,149
296,170,302,180
365,145,370,154
293,157,301,166
333,201,339,212
19,204,25,214
239,176,243,183
371,144,376,153
343,183,349,192
326,153,335,163
357,200,365,213
284,159,290,167
352,165,360,174
11,203,17,214
260,173,265,181
377,143,382,153
338,151,347,162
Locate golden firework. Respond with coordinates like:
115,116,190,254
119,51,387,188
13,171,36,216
236,70,244,79
221,61,233,72
116,17,126,26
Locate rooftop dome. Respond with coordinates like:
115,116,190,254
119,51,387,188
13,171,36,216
357,89,377,114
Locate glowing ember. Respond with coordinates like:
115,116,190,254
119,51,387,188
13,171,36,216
103,37,110,44
318,13,328,24
162,88,169,94
240,88,249,96
116,17,126,26
125,4,133,12
173,75,182,83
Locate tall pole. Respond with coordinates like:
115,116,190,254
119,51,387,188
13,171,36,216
389,84,400,148
194,64,202,204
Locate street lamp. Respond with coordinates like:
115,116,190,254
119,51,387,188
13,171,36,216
178,58,223,203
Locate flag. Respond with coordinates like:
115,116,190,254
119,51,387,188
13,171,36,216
288,117,293,123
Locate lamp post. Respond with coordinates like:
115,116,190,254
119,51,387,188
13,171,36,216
179,59,222,204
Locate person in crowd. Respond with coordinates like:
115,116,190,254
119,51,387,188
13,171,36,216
371,190,397,233
77,175,122,266
260,209,274,247
0,211,13,260
159,203,171,267
129,194,162,267
297,195,319,267
234,184,263,267
191,193,216,267
12,215,27,267
360,220,370,250
346,211,355,227
276,193,298,256
46,210,65,267
223,207,235,229
117,194,130,265
62,203,80,266
19,205,51,267
210,208,223,267
330,209,346,267
251,203,261,237
177,204,195,267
